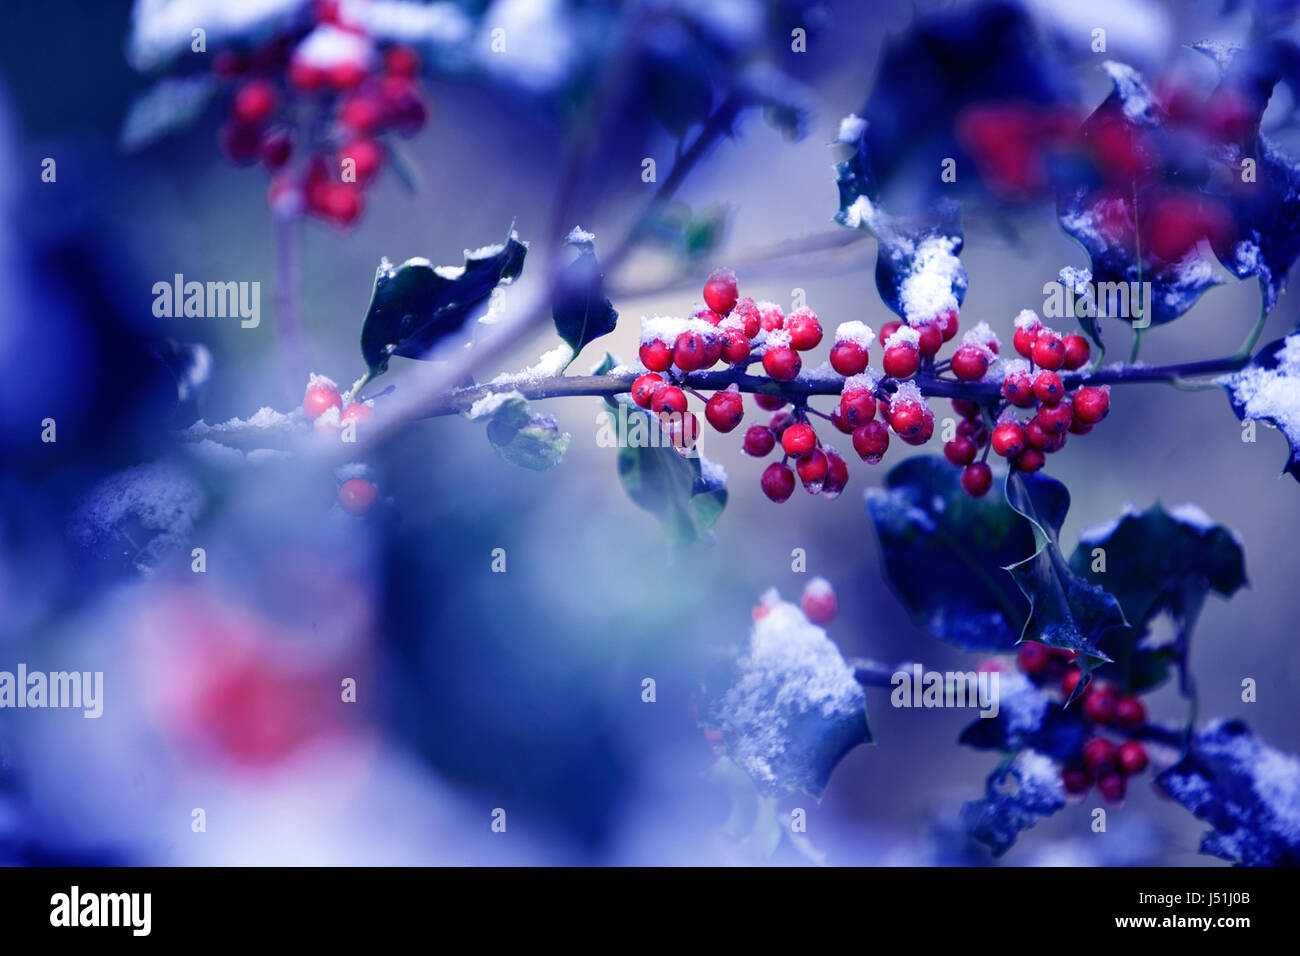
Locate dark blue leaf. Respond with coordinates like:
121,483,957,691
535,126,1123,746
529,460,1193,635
1156,719,1300,866
959,673,1090,762
551,229,618,357
961,750,1066,858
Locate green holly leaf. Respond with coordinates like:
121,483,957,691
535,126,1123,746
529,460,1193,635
551,228,617,359
359,230,526,375
603,395,726,548
1004,471,1126,666
119,75,217,152
865,456,1033,650
469,391,569,472
1068,503,1247,693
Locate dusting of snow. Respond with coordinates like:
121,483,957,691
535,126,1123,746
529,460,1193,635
1101,61,1157,122
698,453,728,487
961,321,1001,354
1059,266,1093,295
715,596,865,788
1168,502,1215,531
892,380,926,408
468,389,524,419
899,236,962,324
353,0,473,45
839,195,879,231
639,314,714,345
434,264,466,280
1014,309,1042,331
565,225,596,246
1014,749,1067,802
999,672,1050,738
804,576,834,598
834,321,874,349
837,113,867,143
335,462,370,481
491,343,575,384
765,329,793,349
294,23,374,68
1219,332,1300,449
843,368,883,393
72,461,203,568
1002,358,1031,378
1077,501,1142,545
885,325,920,350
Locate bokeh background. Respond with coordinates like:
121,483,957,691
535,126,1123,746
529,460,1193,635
1,0,1297,865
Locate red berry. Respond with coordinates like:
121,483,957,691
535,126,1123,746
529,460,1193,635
1032,332,1066,370
1115,696,1147,729
839,389,876,428
218,120,262,164
782,422,817,457
878,321,902,347
1024,418,1050,451
666,410,701,453
385,45,421,77
801,578,838,624
936,309,960,341
702,268,738,315
760,462,796,502
1083,737,1117,774
213,50,251,80
763,346,801,382
797,448,830,489
1083,682,1118,725
830,405,854,434
338,477,378,516
639,339,673,372
852,421,890,463
632,372,666,409
704,388,745,433
1117,740,1148,775
961,462,993,497
340,94,386,133
944,436,977,467
883,343,920,378
915,321,943,358
1097,772,1127,803
1037,402,1074,434
742,424,776,457
991,421,1026,458
1013,321,1040,358
830,341,869,376
701,333,723,367
288,58,326,92
1032,370,1065,405
822,450,850,500
951,345,990,381
340,137,384,183
757,302,784,332
258,126,293,171
901,410,934,446
1062,334,1090,370
233,79,277,124
1062,667,1085,698
1018,641,1051,676
768,411,794,438
719,328,750,364
1072,386,1110,424
951,398,981,419
340,402,372,425
1068,418,1094,436
303,380,343,420
673,330,708,372
1002,369,1034,406
786,308,823,351
755,393,787,411
651,385,687,417
1063,767,1092,794
733,298,762,338
888,403,926,439
1014,448,1045,472
315,183,363,227
328,60,369,91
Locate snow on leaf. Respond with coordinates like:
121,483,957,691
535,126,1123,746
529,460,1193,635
1219,332,1300,483
961,749,1066,858
700,596,870,799
958,672,1089,762
1157,719,1300,866
127,0,307,71
71,461,204,571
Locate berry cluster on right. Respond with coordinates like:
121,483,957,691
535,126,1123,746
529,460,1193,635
1016,642,1151,804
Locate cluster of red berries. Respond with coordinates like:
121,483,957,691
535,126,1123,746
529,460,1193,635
212,2,429,227
302,374,379,515
1016,641,1150,804
942,312,1110,496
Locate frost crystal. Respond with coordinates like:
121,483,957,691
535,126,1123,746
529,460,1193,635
899,236,962,323
837,113,867,143
884,324,920,350
834,320,874,349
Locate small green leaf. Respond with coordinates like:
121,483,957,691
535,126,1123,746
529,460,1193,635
1004,471,1126,666
359,230,526,375
551,229,617,358
603,396,726,548
119,75,217,152
479,393,569,471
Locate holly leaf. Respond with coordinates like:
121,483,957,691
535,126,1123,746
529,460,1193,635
958,672,1089,762
865,456,1032,650
119,75,217,152
1219,331,1300,483
359,230,527,375
1004,472,1126,664
1069,503,1247,693
699,597,870,799
961,750,1066,858
551,229,617,358
603,396,726,548
470,392,570,472
1156,719,1300,866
